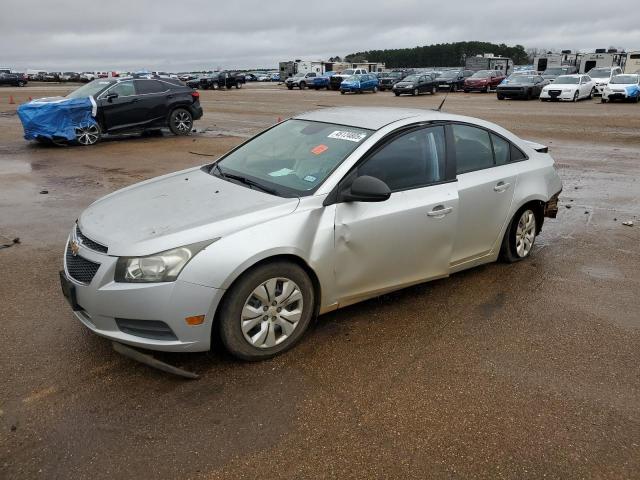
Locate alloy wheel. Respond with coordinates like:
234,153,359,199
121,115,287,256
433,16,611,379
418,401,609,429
173,111,192,133
515,209,536,257
75,124,100,145
240,277,304,349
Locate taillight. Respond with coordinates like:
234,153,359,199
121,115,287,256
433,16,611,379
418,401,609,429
191,91,200,100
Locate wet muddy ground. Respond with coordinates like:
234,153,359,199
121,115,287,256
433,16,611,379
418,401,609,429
1,83,639,479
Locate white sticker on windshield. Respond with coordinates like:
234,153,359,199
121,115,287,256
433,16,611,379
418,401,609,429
269,168,293,177
328,130,367,143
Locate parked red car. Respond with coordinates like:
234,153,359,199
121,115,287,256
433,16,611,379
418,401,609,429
464,70,506,92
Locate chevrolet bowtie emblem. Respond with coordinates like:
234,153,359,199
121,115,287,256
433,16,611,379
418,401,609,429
70,240,80,256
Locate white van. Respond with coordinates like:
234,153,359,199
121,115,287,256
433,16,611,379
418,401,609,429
623,52,640,74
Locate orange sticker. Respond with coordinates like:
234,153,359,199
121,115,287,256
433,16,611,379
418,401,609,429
311,144,328,155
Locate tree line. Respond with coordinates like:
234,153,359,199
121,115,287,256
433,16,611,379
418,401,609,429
344,41,530,67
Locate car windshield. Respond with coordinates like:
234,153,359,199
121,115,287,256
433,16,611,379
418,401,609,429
555,76,579,84
212,120,372,197
439,71,460,78
610,75,638,84
471,71,491,78
293,73,305,78
342,69,355,75
543,68,567,76
345,75,360,82
402,75,419,82
588,68,611,78
66,79,112,98
510,76,537,84
380,72,401,78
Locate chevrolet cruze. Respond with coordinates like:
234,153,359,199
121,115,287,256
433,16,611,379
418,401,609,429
60,107,562,360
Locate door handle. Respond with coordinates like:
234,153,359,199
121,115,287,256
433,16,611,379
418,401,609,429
494,181,511,192
427,206,453,217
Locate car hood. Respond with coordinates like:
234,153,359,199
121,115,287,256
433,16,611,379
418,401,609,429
394,81,415,86
544,84,576,89
466,78,488,82
78,167,300,256
593,78,610,84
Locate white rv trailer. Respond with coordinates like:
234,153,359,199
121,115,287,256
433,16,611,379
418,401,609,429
623,51,640,73
579,51,626,73
533,51,581,72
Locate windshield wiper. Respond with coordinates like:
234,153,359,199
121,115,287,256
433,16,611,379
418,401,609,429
211,163,277,195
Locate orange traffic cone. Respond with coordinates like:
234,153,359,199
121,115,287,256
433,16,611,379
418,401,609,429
9,95,15,104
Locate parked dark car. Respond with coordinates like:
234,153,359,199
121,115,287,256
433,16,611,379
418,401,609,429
392,73,438,96
436,69,474,91
0,72,27,87
464,70,507,92
218,71,245,89
20,78,203,146
44,72,61,82
496,75,549,100
378,71,410,91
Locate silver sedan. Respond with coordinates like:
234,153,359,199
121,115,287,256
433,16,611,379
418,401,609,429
60,107,562,360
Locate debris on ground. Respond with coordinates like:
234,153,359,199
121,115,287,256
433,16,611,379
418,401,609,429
40,190,48,194
0,237,20,250
622,220,634,227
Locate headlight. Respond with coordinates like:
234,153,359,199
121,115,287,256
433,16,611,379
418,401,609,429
406,84,414,88
562,88,573,93
115,239,217,283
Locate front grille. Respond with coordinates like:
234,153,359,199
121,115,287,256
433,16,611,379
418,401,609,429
76,225,108,253
65,244,100,284
549,90,561,98
115,318,178,340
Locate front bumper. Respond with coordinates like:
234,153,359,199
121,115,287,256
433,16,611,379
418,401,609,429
540,89,575,101
340,84,360,92
594,84,607,95
602,90,629,101
62,238,223,352
464,83,489,91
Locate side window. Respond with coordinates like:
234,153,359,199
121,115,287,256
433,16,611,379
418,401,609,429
308,73,316,77
110,81,135,97
358,126,446,191
452,124,494,174
510,144,527,162
134,80,167,94
491,134,510,165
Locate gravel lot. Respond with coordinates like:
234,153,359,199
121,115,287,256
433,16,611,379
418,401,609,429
1,82,639,479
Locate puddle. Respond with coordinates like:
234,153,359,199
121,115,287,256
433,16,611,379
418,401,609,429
0,159,32,175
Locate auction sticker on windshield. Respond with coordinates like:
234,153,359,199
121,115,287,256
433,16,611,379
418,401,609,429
328,130,367,143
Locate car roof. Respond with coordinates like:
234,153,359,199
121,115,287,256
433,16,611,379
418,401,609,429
294,107,488,131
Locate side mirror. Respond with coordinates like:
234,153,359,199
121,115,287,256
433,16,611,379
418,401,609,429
106,92,119,101
341,175,391,203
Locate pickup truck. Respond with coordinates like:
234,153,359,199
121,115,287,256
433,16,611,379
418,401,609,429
329,68,370,90
0,72,27,87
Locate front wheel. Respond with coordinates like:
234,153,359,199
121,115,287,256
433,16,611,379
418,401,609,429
18,81,26,87
485,84,491,93
430,85,436,94
573,91,579,102
412,88,419,96
373,86,378,93
75,123,101,146
219,262,315,361
169,108,193,135
500,207,537,263
299,81,306,90
497,93,504,100
394,92,400,96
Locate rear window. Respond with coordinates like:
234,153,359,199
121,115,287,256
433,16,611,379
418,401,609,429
135,80,167,94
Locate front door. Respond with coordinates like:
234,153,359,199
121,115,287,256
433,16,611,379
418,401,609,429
334,125,458,305
99,80,142,131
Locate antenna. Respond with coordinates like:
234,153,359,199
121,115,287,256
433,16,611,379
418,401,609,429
435,88,450,112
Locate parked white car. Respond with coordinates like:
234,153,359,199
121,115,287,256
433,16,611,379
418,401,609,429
60,107,562,360
601,74,640,103
540,74,595,102
588,66,623,95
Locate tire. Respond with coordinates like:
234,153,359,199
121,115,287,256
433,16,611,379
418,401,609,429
219,261,315,361
18,81,26,87
485,84,491,93
168,108,193,136
634,96,640,103
299,81,306,90
497,93,504,100
601,98,608,104
588,88,594,99
287,85,293,90
74,123,101,146
340,91,345,95
394,92,400,96
500,207,538,263
413,88,419,96
464,89,470,93
527,90,533,100
373,86,378,93
572,90,579,102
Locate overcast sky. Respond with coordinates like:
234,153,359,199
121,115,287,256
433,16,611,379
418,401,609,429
3,1,639,71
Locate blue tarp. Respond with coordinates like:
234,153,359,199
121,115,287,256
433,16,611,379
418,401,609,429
17,97,97,141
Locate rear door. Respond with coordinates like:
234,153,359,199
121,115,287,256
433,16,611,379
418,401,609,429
334,125,458,304
448,123,520,267
134,79,170,127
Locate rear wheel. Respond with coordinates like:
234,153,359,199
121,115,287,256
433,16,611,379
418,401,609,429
18,81,26,87
219,261,315,361
500,207,537,263
413,88,419,96
169,108,193,136
373,86,378,93
430,85,436,94
485,84,491,93
75,123,101,146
